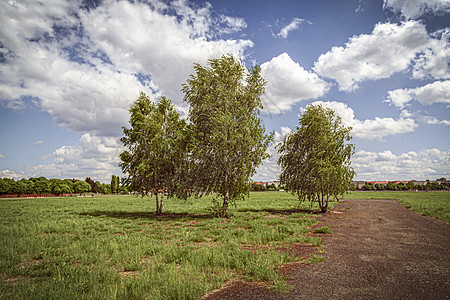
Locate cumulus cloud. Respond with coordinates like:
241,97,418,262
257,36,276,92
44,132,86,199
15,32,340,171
80,0,252,102
24,134,124,182
383,0,450,19
0,169,25,180
386,80,450,108
313,21,448,92
353,148,449,180
305,101,418,141
0,0,253,137
277,18,310,38
254,126,292,181
260,53,330,114
414,29,450,80
421,116,450,125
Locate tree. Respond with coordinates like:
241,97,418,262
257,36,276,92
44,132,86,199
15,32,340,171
120,93,188,215
101,183,110,194
94,181,105,194
277,104,355,213
362,183,375,191
182,55,273,216
73,181,91,194
31,177,51,195
0,178,15,195
110,175,120,194
53,183,72,195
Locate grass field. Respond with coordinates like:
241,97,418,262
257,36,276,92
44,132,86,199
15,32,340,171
0,192,331,300
342,191,450,223
1,191,447,299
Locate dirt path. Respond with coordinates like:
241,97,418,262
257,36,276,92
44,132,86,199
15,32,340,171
204,200,450,299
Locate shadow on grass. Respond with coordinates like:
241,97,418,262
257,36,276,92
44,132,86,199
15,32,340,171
80,210,215,221
236,208,322,215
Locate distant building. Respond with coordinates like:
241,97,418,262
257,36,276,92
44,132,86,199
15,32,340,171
265,181,280,187
368,181,388,186
393,181,409,185
412,181,427,186
352,181,365,189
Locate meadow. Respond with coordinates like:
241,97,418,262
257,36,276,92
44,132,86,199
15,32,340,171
0,192,328,300
1,191,448,299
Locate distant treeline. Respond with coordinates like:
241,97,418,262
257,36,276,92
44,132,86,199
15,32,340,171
0,176,128,196
350,179,449,191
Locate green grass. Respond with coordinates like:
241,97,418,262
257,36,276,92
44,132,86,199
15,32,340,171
342,191,450,223
0,192,331,299
313,226,332,234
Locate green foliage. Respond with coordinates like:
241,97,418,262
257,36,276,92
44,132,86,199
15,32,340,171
0,192,328,299
73,180,91,194
110,175,120,194
278,104,355,213
30,177,52,195
182,55,273,214
120,93,188,215
313,226,332,234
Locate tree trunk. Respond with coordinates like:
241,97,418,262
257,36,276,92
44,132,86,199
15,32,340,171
223,191,229,217
323,193,329,213
155,192,160,215
159,190,164,215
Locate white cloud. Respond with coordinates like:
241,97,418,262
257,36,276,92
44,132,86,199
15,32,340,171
0,169,25,180
412,28,450,80
81,0,252,102
260,53,330,114
313,21,446,92
25,134,124,182
0,0,253,137
277,18,310,38
383,0,450,19
353,148,450,180
386,80,450,108
0,153,5,159
306,101,418,141
34,141,44,145
254,126,448,182
218,15,248,34
254,126,292,181
421,116,450,125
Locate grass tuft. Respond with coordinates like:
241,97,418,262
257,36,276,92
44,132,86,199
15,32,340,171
313,226,332,234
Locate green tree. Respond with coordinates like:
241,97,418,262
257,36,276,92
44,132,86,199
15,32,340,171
120,93,188,215
386,182,397,190
277,104,355,213
182,55,273,216
14,180,27,196
94,181,104,194
102,183,111,194
110,175,120,194
31,177,51,195
375,184,386,191
53,183,72,195
85,177,95,193
0,178,15,195
73,181,91,194
362,183,375,191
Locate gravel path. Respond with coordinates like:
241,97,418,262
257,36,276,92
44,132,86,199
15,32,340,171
204,199,450,299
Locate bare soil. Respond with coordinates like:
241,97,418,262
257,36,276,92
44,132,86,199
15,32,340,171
203,199,450,299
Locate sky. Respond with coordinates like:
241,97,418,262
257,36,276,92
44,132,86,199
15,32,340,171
0,0,449,183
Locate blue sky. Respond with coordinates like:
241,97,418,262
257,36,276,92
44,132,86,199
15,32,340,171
0,0,449,182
